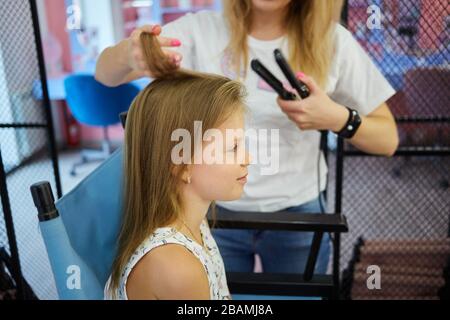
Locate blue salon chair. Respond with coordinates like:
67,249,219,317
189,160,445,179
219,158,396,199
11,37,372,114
64,75,140,176
30,132,348,300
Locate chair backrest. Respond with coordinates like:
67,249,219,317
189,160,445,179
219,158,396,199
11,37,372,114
55,148,124,288
64,75,140,126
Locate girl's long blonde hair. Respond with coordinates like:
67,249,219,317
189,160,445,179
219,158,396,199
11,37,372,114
223,0,344,88
108,33,246,296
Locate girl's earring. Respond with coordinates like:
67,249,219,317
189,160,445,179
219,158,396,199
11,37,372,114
186,176,192,184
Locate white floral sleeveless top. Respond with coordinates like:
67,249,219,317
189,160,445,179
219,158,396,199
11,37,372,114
104,219,231,300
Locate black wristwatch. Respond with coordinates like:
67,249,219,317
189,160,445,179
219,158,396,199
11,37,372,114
334,107,362,139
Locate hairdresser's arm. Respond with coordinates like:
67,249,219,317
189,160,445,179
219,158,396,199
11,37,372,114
95,25,183,87
277,74,399,157
126,244,210,300
341,102,399,156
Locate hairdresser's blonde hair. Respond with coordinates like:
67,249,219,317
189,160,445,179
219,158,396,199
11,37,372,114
108,33,246,296
223,0,344,88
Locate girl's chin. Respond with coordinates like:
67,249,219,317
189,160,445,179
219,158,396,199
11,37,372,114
216,189,245,202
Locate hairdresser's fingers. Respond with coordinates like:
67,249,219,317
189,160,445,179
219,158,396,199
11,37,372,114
297,122,314,130
128,26,161,72
158,36,182,48
162,48,183,66
277,97,306,114
130,25,161,45
127,45,149,72
151,25,162,35
285,112,313,130
296,72,319,94
133,48,182,72
127,26,179,72
128,44,151,71
129,25,163,53
135,56,150,71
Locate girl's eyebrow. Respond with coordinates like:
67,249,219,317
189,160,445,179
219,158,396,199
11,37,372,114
235,136,244,144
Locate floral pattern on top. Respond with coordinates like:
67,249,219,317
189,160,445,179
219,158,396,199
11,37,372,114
104,219,230,300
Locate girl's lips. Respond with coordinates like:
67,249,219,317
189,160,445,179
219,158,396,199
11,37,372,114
237,174,248,184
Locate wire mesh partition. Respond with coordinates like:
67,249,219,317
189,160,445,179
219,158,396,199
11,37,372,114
335,0,450,299
0,0,61,299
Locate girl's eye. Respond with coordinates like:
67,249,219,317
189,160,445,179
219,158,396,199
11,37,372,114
228,143,238,152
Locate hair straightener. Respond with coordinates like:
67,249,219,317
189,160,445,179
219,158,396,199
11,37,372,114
250,49,326,148
251,49,310,101
251,49,328,219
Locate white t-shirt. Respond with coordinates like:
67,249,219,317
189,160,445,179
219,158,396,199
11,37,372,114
161,11,396,212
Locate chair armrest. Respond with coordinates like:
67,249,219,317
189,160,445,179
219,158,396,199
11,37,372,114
226,272,335,298
208,211,348,233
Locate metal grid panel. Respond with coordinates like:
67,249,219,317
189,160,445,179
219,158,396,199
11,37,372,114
336,0,450,299
0,0,60,299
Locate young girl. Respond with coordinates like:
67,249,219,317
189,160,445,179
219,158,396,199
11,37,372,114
97,0,398,275
105,33,250,300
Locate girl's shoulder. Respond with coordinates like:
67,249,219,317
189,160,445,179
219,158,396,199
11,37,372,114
126,242,210,299
112,226,211,299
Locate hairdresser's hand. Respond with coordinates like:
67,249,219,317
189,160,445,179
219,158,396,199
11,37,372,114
126,25,183,77
277,73,349,132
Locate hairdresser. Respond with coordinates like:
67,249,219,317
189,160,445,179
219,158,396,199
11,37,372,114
95,0,398,275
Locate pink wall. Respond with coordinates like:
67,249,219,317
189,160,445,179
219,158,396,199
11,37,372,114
44,0,72,72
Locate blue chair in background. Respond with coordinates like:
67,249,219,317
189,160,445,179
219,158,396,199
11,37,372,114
64,75,140,176
30,145,348,300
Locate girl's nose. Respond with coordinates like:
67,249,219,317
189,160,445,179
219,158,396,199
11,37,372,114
242,151,252,167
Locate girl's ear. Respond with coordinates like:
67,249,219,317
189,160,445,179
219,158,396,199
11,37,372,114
181,166,192,184
171,164,192,184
